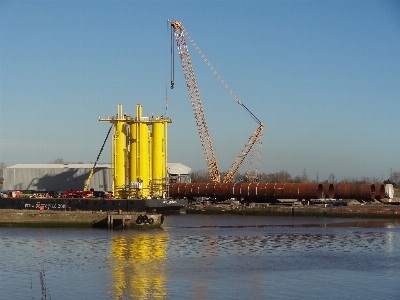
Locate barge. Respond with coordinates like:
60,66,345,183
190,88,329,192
0,209,164,229
0,197,188,214
0,196,188,228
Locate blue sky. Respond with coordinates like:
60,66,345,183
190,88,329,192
1,0,399,182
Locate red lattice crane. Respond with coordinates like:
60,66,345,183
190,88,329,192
169,19,264,183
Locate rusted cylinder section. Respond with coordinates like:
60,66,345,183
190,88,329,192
334,184,376,200
280,183,295,198
281,183,325,199
170,182,326,200
334,184,351,199
361,184,375,200
374,184,385,200
273,183,285,199
214,183,228,198
321,184,335,199
264,183,276,199
190,183,209,197
170,183,381,200
169,183,189,198
246,183,270,199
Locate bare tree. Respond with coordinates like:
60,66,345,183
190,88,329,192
293,175,302,183
0,162,5,178
0,162,5,190
301,169,310,183
191,170,212,183
391,172,400,187
340,177,358,184
328,173,336,184
260,170,292,183
49,158,66,164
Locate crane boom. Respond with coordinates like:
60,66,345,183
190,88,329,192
169,20,221,182
169,19,264,183
84,125,113,190
222,124,264,183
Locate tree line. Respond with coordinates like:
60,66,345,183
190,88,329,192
1,161,399,188
190,169,400,187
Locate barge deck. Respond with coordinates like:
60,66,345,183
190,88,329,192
0,197,188,214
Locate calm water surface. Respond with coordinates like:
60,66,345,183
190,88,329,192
1,215,400,299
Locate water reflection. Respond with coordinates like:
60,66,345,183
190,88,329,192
1,215,400,300
166,231,390,258
109,233,168,299
174,219,400,229
323,220,400,228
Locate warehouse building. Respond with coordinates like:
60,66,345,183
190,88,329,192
3,163,191,192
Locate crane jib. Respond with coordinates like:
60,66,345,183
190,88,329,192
168,19,263,183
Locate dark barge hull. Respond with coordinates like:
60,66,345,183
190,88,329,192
0,198,188,214
0,210,164,229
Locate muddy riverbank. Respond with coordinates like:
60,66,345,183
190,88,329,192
187,202,400,218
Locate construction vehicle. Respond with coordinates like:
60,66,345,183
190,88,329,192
61,189,93,198
61,189,107,198
168,19,264,183
83,125,113,191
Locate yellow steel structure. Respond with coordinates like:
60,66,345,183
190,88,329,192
151,123,161,194
138,106,150,197
99,104,171,199
151,120,166,196
114,104,127,199
129,120,137,195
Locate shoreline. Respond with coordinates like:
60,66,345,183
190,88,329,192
186,203,400,218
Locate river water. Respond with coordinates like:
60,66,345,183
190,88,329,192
1,214,400,300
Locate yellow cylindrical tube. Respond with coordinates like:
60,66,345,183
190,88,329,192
129,122,137,197
149,130,152,191
152,122,163,196
114,105,126,199
163,120,168,182
139,121,149,197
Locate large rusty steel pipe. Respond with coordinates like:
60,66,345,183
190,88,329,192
374,184,385,200
172,183,188,198
264,183,275,199
321,184,335,199
334,184,352,200
361,184,375,200
280,183,326,199
170,182,330,201
170,183,380,201
273,183,285,199
334,184,376,200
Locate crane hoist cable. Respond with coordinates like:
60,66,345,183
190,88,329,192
168,19,264,183
180,28,262,126
84,125,113,190
170,23,175,89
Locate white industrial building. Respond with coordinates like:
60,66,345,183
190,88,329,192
3,163,191,192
